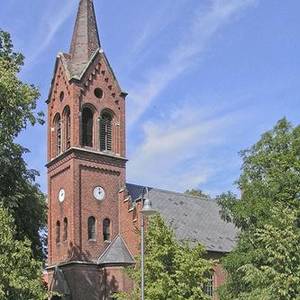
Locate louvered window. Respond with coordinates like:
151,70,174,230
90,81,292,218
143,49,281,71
64,107,71,150
88,216,96,240
82,108,93,147
100,112,112,152
55,115,62,156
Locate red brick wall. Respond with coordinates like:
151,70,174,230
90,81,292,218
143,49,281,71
47,53,127,266
47,50,228,299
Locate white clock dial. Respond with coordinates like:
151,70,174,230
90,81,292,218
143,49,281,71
93,186,105,201
58,189,65,203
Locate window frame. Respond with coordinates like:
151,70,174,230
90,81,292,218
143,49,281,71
88,216,96,241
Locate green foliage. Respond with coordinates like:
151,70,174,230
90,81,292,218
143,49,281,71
218,119,300,299
0,30,46,259
116,215,213,300
185,189,210,199
0,207,47,299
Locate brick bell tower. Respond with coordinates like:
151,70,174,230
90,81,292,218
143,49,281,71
46,0,134,298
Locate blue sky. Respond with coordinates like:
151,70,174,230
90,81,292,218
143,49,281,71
1,0,299,196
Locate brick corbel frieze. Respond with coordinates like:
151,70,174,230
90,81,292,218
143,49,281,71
46,147,127,173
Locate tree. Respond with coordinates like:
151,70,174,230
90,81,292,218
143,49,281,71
238,206,300,300
185,189,210,199
0,207,47,300
116,215,213,300
0,30,46,259
218,119,300,299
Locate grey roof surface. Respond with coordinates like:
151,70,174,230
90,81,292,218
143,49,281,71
98,235,135,265
68,0,101,77
50,267,71,295
126,183,238,253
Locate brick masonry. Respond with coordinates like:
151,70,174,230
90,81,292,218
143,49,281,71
46,1,228,298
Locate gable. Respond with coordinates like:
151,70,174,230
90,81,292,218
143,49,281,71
98,235,135,265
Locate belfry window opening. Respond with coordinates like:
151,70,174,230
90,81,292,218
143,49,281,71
63,106,71,150
54,114,62,156
100,112,112,152
82,107,94,147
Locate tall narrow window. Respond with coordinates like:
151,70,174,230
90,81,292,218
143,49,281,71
63,106,71,150
88,216,96,240
54,114,62,155
100,112,112,152
82,107,93,147
56,221,61,244
204,273,214,297
63,218,68,241
103,218,111,241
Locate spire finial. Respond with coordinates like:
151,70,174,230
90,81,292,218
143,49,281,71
69,0,101,75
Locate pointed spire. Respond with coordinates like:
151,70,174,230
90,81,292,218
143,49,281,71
69,0,100,76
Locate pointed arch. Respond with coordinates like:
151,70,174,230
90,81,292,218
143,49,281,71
82,107,94,147
63,106,71,150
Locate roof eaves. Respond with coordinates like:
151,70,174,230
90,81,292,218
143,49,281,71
46,53,72,104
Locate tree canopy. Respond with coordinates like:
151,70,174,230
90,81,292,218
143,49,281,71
0,207,47,300
218,119,300,299
185,189,210,199
0,29,46,259
116,215,214,300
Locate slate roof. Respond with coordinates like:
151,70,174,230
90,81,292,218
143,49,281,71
126,183,238,253
98,235,135,265
50,266,71,295
69,0,100,77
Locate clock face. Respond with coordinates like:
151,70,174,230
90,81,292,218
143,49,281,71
93,186,105,201
58,189,65,203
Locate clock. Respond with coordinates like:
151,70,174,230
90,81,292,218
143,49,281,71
58,189,65,203
93,186,105,201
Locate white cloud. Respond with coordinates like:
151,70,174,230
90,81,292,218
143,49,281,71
127,103,242,192
27,2,77,64
127,0,256,127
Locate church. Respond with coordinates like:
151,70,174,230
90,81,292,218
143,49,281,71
46,0,237,299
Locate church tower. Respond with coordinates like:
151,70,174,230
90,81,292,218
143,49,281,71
46,1,134,298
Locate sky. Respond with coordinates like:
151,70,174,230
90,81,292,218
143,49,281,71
1,0,299,196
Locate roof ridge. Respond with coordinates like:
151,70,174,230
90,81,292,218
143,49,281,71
126,182,214,202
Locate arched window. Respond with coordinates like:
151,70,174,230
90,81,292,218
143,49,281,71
100,112,112,152
54,114,62,155
88,216,96,240
103,218,111,241
63,217,68,241
63,106,71,150
82,107,93,147
56,221,60,244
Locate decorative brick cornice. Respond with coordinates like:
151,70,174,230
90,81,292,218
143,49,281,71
46,147,127,170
